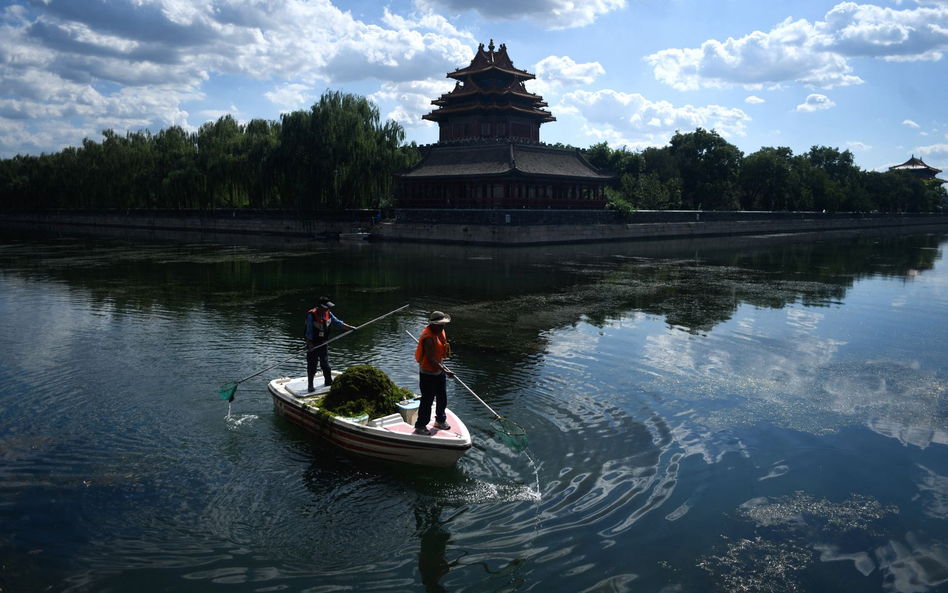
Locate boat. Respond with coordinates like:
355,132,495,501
338,231,370,241
268,372,472,467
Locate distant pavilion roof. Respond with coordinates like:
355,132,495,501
396,141,614,181
889,155,942,174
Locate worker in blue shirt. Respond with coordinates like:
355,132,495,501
304,296,355,391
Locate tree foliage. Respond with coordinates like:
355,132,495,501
588,132,945,214
0,91,415,212
669,128,743,210
2,113,945,213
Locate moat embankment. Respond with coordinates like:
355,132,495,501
3,208,948,245
0,208,377,239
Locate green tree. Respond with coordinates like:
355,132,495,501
198,115,244,209
804,146,864,213
669,128,742,210
154,126,202,209
740,147,793,210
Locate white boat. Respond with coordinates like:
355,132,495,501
268,373,472,467
338,232,370,241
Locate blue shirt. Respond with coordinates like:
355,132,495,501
305,310,345,342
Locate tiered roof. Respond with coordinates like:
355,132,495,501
889,155,945,185
398,142,613,181
447,41,534,81
889,155,942,174
423,40,554,126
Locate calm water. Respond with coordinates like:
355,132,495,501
2,229,948,593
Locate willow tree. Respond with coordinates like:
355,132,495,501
197,115,245,209
276,91,408,212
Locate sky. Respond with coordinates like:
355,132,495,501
1,0,947,180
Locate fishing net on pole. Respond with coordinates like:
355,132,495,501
492,417,529,452
218,382,238,402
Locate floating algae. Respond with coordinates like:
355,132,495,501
320,365,414,419
698,491,901,591
738,491,898,535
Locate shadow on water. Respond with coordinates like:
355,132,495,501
416,504,453,593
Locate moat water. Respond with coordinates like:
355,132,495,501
2,229,948,592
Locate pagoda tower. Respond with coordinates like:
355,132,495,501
425,39,554,143
394,41,614,210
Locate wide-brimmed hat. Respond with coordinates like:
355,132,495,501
318,296,335,308
429,310,451,324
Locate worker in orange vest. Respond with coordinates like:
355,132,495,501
413,311,455,435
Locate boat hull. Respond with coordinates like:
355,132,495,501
268,376,471,467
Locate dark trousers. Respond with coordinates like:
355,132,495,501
306,345,332,388
415,372,447,429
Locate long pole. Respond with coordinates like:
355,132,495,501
233,304,409,384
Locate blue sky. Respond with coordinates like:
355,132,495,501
1,0,947,179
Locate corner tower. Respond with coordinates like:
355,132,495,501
424,40,554,143
394,41,613,210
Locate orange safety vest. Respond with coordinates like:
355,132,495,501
414,326,446,373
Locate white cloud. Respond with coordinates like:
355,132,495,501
196,109,234,122
369,78,454,127
826,2,948,61
796,93,836,112
745,95,766,104
264,83,315,113
578,124,649,150
847,141,871,150
413,0,626,30
0,0,477,156
645,2,948,90
531,55,605,96
380,8,475,42
916,143,948,160
558,89,751,148
904,119,921,128
0,117,96,157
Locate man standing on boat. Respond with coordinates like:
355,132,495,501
305,296,355,392
414,311,455,435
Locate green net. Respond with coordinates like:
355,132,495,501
492,417,529,452
219,382,238,401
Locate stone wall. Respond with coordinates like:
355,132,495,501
3,208,948,245
0,209,378,238
382,209,948,245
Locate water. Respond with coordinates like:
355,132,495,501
2,229,948,592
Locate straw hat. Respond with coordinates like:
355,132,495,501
428,311,451,324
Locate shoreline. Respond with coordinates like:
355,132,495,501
2,208,948,245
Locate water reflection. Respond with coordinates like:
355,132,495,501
2,229,948,592
1,230,943,344
415,505,453,593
